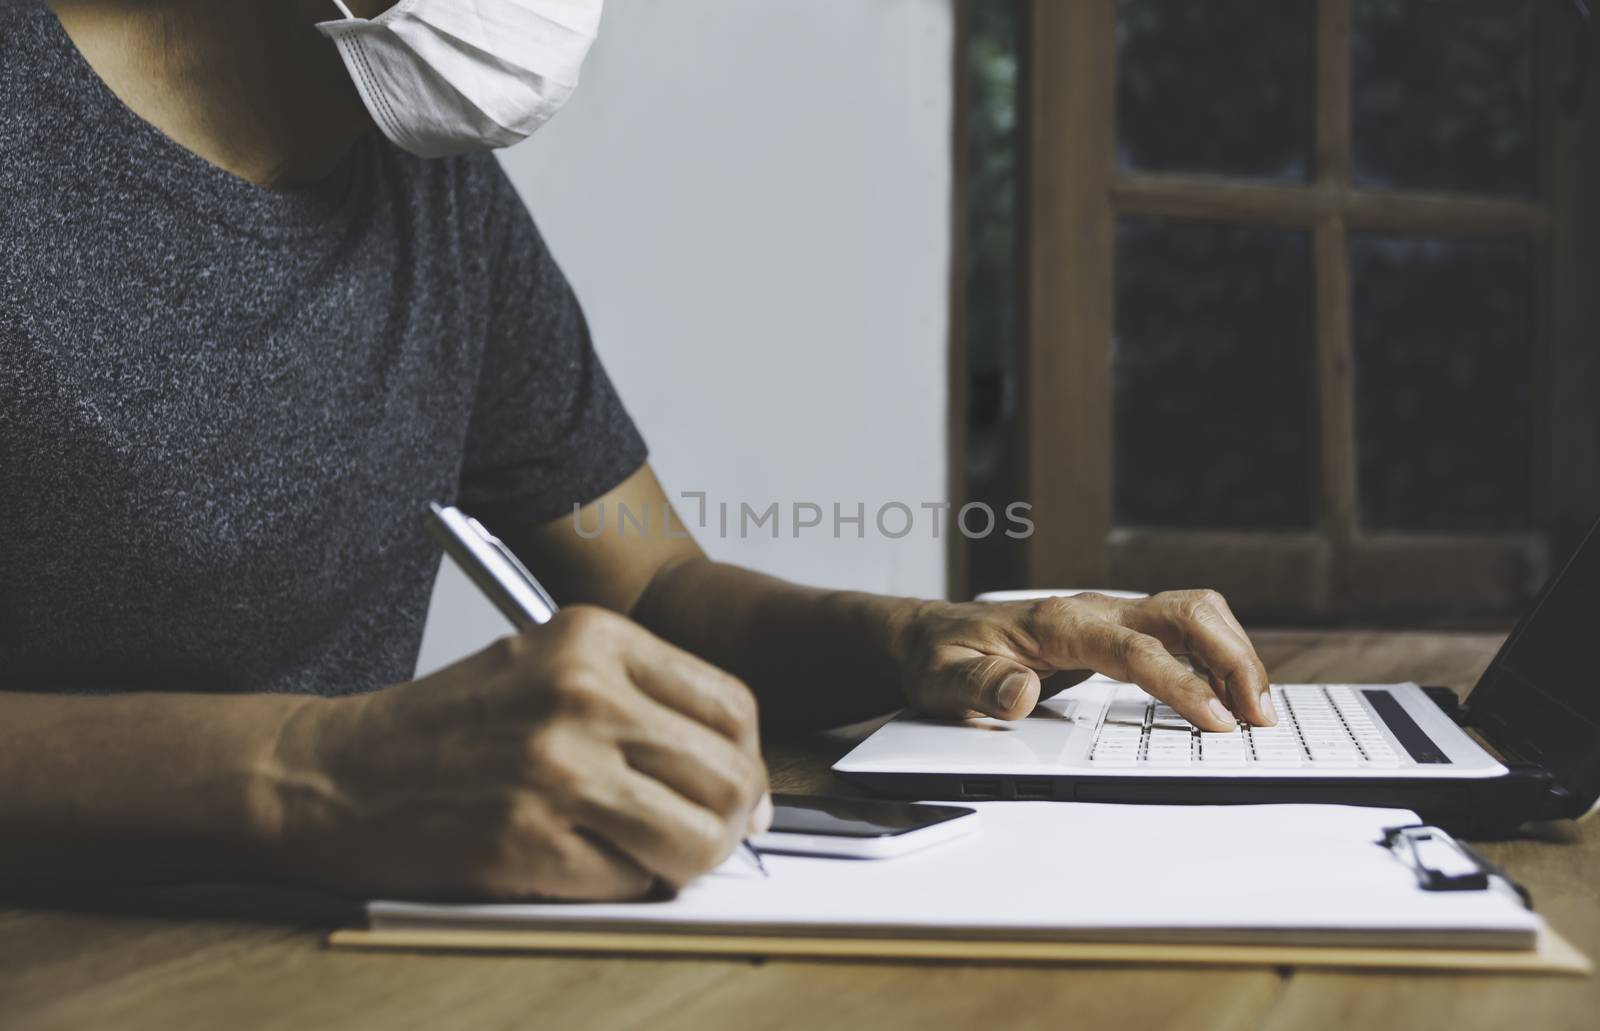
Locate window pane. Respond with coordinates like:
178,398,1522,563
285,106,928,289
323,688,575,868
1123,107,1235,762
1352,236,1534,533
1352,0,1535,196
1117,0,1313,181
962,0,1026,594
1114,217,1318,529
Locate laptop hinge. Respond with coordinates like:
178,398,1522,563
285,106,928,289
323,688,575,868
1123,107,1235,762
1423,686,1533,760
1422,685,1576,831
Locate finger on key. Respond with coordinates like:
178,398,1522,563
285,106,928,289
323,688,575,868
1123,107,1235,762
1081,623,1237,732
1204,592,1276,725
1123,593,1273,727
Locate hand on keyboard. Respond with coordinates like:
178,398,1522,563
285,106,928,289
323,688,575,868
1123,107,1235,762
1089,685,1402,767
894,589,1274,732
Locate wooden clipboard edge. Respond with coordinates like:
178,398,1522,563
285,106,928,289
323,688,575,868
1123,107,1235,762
326,925,1591,976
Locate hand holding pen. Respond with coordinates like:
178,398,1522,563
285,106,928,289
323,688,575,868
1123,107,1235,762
425,503,772,881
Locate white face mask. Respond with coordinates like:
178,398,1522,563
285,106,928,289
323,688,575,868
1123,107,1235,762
317,0,603,158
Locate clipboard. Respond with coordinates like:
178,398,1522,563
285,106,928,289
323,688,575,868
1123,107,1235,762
1380,824,1534,905
327,924,1592,975
327,803,1591,976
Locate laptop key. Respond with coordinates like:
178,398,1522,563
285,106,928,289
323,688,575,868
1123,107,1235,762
1104,701,1150,726
1200,733,1245,750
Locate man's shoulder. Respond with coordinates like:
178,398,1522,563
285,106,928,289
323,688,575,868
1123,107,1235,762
372,143,534,261
380,144,517,213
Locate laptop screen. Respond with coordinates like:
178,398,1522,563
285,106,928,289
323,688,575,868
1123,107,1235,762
1469,516,1600,815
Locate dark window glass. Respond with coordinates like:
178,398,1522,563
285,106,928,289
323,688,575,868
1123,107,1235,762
1352,235,1534,532
1117,0,1314,181
1114,217,1318,529
1351,0,1536,196
962,0,1026,593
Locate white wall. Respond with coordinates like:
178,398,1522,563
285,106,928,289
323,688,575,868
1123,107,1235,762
417,0,954,675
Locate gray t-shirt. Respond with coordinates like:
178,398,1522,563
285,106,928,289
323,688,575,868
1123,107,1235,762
0,3,647,695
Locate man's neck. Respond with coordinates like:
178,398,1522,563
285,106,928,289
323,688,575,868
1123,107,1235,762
50,0,369,189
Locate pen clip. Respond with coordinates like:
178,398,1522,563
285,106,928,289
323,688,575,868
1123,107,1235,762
1380,824,1533,909
463,515,559,616
425,502,559,628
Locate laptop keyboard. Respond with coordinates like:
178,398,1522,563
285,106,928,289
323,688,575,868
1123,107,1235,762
1088,685,1403,768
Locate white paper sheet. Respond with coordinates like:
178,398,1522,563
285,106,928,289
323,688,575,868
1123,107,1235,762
370,803,1542,949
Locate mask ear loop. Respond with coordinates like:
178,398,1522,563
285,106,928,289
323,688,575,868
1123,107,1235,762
330,0,356,18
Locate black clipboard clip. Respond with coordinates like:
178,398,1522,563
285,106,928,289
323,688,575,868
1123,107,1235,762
1380,825,1533,910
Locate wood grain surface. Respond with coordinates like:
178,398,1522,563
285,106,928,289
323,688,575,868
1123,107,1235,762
2,631,1595,1031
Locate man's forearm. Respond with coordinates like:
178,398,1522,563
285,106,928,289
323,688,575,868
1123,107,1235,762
629,557,918,732
0,690,323,886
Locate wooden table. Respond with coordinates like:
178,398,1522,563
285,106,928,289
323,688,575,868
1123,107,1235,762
2,631,1595,1031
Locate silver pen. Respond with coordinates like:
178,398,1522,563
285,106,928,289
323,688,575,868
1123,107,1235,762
424,502,769,878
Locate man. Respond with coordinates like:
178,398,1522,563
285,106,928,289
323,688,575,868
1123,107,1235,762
0,0,1274,901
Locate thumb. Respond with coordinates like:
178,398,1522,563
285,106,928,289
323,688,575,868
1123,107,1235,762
920,653,1041,720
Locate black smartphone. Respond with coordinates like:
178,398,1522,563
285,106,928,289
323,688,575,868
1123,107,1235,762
750,794,979,858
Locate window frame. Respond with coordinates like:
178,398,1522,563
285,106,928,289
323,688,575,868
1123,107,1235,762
1001,0,1596,625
